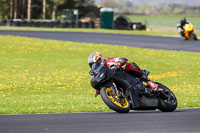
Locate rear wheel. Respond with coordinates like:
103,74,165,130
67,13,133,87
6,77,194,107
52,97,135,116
100,87,131,113
155,83,177,112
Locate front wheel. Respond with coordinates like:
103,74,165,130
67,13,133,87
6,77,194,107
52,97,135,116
190,32,198,40
100,87,131,113
155,82,178,112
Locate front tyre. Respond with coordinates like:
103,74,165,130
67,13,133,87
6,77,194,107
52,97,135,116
155,83,178,112
100,87,131,113
190,32,198,40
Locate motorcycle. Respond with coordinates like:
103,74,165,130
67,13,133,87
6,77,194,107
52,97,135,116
179,23,198,40
89,62,177,113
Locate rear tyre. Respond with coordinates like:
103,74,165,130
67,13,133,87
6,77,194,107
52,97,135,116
155,83,177,112
100,87,131,113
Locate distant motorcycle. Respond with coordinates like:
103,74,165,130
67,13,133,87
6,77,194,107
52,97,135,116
178,23,198,40
89,62,177,113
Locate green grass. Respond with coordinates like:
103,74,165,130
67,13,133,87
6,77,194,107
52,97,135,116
0,35,200,114
0,14,200,36
0,25,199,37
128,14,200,27
0,26,181,36
128,15,200,33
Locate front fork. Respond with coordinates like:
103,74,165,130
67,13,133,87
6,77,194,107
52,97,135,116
112,82,139,109
110,81,140,109
111,82,127,98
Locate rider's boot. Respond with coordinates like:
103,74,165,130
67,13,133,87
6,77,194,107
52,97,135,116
94,89,100,97
147,80,163,93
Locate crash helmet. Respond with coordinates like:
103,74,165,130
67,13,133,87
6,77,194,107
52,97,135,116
180,17,187,25
88,52,104,68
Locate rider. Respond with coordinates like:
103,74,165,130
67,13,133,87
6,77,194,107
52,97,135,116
177,17,189,38
88,52,160,96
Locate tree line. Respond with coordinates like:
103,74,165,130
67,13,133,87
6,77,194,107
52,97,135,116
0,0,97,20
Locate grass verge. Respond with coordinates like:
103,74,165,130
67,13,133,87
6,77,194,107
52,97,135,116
1,26,200,37
0,26,181,36
0,35,200,114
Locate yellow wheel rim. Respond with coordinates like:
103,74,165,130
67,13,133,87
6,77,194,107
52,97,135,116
106,88,129,108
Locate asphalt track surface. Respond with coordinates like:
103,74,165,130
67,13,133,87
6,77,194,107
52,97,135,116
0,109,200,133
0,30,200,133
0,30,199,52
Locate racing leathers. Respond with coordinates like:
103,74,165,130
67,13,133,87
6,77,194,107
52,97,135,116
104,57,146,80
104,57,158,92
177,19,189,38
94,57,159,108
104,57,128,69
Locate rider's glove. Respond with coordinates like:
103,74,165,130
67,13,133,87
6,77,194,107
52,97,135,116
141,70,150,81
177,27,183,32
